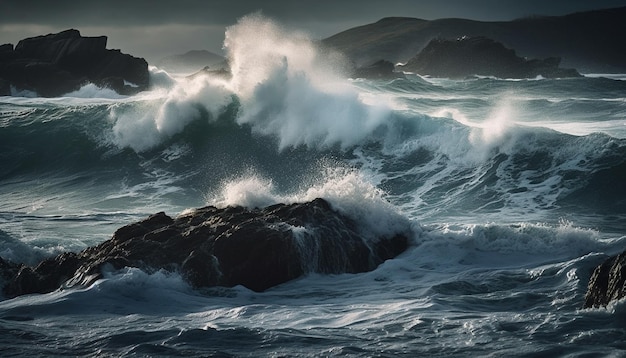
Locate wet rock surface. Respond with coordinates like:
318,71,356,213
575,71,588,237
584,250,626,308
1,198,409,298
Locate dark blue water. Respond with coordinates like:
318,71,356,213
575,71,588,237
1,16,626,356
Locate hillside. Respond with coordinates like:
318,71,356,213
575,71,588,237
322,7,626,73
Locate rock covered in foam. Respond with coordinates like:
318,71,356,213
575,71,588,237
584,250,626,308
0,29,149,97
0,198,409,297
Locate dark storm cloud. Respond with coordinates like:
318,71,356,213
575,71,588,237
2,0,238,26
3,0,626,27
3,0,360,26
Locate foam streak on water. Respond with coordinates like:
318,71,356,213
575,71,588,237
2,14,626,357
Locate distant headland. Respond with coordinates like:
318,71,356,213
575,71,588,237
323,6,626,76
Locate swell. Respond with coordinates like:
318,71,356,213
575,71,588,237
2,95,626,221
0,103,113,179
0,98,342,219
2,15,626,227
357,117,626,223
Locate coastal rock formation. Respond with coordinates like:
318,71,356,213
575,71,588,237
400,36,580,79
322,7,626,73
584,250,626,308
0,29,149,97
0,198,409,298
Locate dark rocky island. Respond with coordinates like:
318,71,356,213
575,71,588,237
584,250,626,308
400,36,580,79
0,198,409,298
0,29,149,97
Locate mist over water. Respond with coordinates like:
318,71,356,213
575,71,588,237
2,14,626,357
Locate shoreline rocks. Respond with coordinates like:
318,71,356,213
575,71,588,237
0,29,149,97
584,250,626,308
0,198,409,298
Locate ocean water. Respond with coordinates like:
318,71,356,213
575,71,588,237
2,15,626,357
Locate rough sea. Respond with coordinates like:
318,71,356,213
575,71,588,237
1,15,626,357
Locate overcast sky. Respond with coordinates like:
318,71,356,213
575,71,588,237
2,0,625,63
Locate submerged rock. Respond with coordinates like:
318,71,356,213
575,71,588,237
584,250,626,308
400,36,581,79
0,29,149,97
0,198,409,298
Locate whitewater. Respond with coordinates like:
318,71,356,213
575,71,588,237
1,14,626,356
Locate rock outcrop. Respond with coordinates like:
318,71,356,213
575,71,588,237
584,250,626,308
0,29,149,97
400,36,580,79
0,198,409,298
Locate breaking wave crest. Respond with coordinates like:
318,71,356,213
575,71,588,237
104,14,394,152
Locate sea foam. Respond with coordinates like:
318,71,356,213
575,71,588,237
111,73,232,151
211,165,412,241
224,14,391,150
63,83,127,99
109,14,394,152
